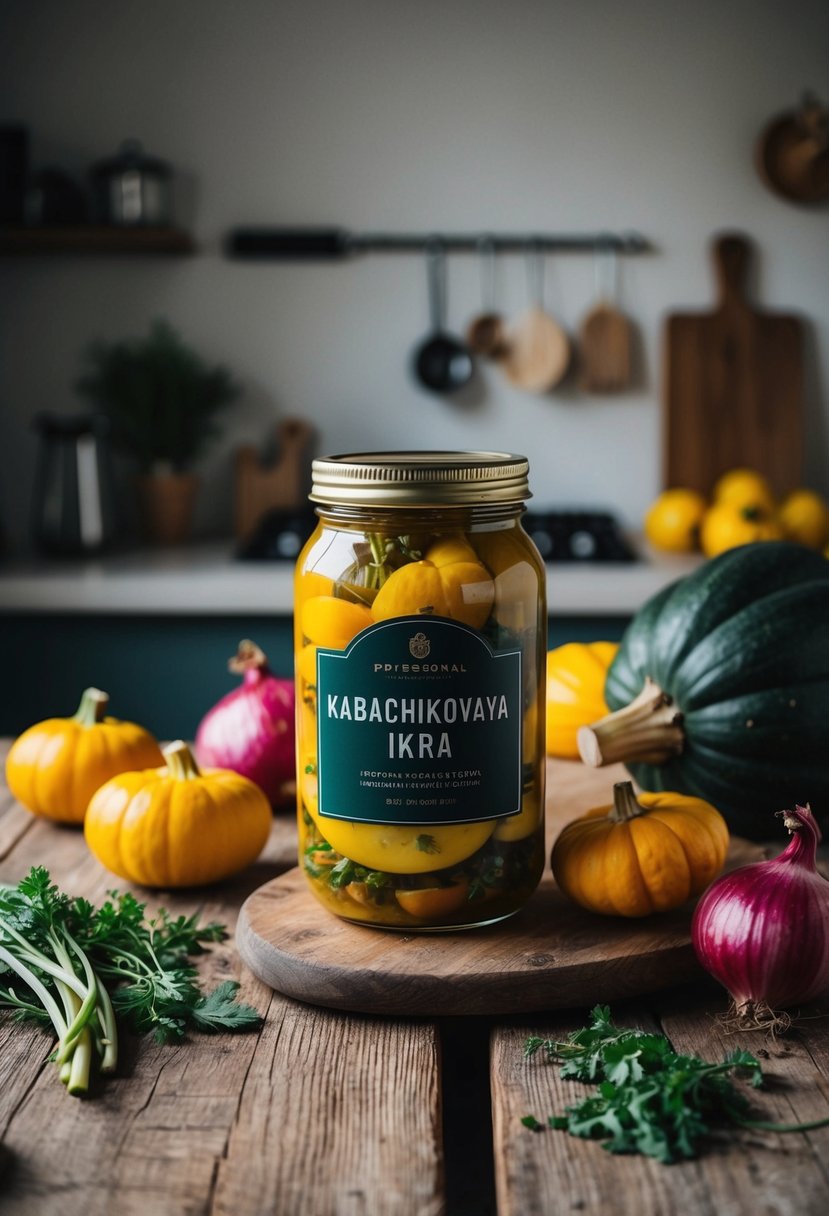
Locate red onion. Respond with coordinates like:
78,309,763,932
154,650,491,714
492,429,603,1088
195,639,295,809
692,805,829,1029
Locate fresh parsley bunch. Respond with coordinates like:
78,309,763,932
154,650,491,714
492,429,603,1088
0,867,262,1097
523,1005,829,1163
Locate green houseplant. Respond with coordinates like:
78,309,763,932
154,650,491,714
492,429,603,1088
76,320,239,545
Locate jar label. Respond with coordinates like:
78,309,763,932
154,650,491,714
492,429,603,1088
316,616,522,826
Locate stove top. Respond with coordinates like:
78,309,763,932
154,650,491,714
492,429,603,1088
522,511,638,563
235,505,636,561
238,508,638,565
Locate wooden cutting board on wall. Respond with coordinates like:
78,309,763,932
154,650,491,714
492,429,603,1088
663,233,804,496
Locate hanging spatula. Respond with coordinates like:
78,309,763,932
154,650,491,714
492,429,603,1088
579,242,632,393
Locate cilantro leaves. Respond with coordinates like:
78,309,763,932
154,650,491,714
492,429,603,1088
0,866,262,1095
521,1005,827,1165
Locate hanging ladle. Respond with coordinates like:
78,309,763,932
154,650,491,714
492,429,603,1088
413,239,474,394
466,235,508,359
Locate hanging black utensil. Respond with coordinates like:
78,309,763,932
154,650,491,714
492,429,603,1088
413,241,473,393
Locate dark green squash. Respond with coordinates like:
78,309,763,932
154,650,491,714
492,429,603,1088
578,542,829,838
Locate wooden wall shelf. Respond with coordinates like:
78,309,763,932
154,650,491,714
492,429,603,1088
0,226,195,255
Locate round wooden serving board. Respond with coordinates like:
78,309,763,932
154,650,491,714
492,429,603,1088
236,845,760,1016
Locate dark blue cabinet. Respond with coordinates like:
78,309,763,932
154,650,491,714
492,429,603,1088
0,613,629,739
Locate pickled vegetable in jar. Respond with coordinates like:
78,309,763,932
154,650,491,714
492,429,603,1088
295,451,546,930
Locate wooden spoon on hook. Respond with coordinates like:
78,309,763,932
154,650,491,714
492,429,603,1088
499,246,570,393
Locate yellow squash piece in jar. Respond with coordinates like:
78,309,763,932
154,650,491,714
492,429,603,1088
300,763,496,873
493,788,543,842
371,537,494,630
395,882,470,918
426,536,480,568
295,570,335,608
301,595,373,649
470,528,545,632
297,643,318,687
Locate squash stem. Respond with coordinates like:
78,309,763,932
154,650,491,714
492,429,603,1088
609,781,646,823
73,687,109,727
578,677,685,767
163,739,202,781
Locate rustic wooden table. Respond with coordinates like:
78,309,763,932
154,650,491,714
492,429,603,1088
1,742,828,1216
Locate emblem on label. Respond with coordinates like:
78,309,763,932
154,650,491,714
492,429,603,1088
409,631,430,659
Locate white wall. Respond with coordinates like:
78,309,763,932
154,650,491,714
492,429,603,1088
1,0,827,549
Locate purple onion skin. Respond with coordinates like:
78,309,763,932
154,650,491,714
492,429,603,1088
195,665,296,809
692,806,829,1012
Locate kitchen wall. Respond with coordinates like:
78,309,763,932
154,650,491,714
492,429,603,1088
1,0,827,550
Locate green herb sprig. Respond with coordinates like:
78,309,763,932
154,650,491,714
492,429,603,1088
523,1005,829,1164
0,867,262,1097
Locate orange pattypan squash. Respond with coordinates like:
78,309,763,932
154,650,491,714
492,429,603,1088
85,740,272,887
545,642,618,759
371,536,494,629
5,687,163,824
551,781,729,918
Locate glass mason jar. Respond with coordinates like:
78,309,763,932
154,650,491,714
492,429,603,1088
294,451,546,930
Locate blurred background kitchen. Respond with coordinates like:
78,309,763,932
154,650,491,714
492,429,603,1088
0,0,827,738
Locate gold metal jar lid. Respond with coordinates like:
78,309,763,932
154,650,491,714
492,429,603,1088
309,451,531,507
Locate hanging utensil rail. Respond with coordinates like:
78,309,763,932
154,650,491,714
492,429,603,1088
225,227,650,260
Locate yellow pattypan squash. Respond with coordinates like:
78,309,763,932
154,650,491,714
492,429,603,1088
551,781,729,918
778,489,829,549
545,642,619,759
371,537,494,629
85,740,272,887
700,501,782,558
644,489,707,553
712,468,776,515
5,687,163,824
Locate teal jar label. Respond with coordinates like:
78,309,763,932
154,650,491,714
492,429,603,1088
316,616,522,826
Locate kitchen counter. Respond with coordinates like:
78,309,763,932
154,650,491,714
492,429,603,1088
0,541,703,617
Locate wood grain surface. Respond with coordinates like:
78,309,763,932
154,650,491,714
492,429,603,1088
490,987,829,1216
0,741,443,1216
663,232,803,496
2,739,829,1216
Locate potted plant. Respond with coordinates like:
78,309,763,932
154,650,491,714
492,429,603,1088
75,319,238,545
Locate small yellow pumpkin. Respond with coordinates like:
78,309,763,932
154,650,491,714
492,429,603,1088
700,501,782,558
778,488,829,549
545,642,619,759
644,488,708,553
712,467,775,515
551,781,729,917
5,687,163,824
85,740,272,887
